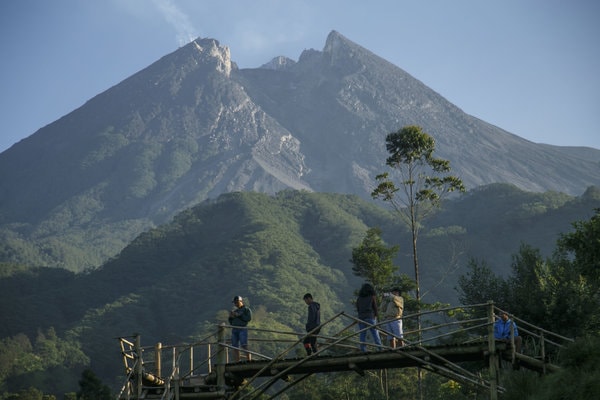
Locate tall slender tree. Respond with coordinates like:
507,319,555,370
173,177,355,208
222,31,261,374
372,125,465,308
372,125,464,400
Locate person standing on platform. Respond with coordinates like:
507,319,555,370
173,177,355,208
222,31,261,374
302,293,321,355
229,295,252,362
356,283,382,352
381,287,404,347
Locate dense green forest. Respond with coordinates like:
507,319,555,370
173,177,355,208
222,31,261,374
0,186,599,398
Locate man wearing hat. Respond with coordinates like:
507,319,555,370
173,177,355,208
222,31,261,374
229,295,252,361
381,288,404,348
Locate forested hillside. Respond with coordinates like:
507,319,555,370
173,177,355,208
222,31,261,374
1,185,599,396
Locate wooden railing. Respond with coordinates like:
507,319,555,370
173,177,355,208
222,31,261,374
117,301,573,400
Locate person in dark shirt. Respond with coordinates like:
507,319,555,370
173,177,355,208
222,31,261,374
302,293,321,355
229,295,252,361
356,283,382,352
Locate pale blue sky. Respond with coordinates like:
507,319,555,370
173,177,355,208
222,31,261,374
1,0,599,153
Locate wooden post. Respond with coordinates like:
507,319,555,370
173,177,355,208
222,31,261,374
135,334,143,400
487,301,498,400
207,343,212,374
173,346,180,400
189,345,194,377
155,342,162,379
217,323,227,390
510,319,515,365
540,331,546,374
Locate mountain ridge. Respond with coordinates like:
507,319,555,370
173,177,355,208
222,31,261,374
0,30,598,271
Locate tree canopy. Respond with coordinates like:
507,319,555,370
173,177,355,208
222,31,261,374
350,227,399,289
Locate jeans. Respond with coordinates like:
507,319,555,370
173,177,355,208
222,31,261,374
231,328,248,348
358,318,382,352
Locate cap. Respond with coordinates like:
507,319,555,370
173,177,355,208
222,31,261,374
233,296,243,303
391,287,401,293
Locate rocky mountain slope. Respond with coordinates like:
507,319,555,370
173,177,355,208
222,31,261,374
0,31,598,271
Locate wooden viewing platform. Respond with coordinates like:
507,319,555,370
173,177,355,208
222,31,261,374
117,302,572,400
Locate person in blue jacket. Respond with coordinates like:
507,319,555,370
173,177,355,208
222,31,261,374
494,311,522,353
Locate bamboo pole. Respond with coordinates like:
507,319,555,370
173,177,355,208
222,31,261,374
189,345,194,377
207,343,212,374
216,323,226,391
541,331,546,374
155,342,162,379
487,301,498,400
135,334,143,399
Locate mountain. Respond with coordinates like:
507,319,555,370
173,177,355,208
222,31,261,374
1,31,599,271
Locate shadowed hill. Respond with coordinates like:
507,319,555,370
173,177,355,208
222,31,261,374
1,187,598,391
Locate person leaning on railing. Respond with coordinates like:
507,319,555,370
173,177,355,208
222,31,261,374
494,311,522,353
